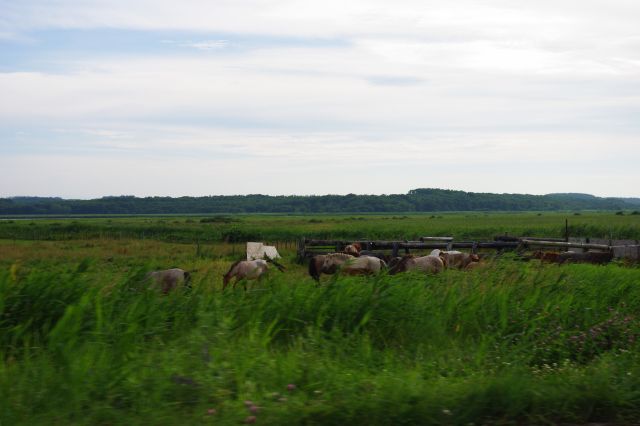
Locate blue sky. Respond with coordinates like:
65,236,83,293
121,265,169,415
1,0,639,198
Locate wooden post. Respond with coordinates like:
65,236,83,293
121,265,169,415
392,242,399,257
297,237,306,263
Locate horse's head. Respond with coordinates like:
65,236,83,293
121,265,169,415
308,255,324,281
222,260,244,290
387,256,408,275
438,252,449,268
222,273,230,289
344,244,361,256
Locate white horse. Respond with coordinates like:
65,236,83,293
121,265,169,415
308,253,386,281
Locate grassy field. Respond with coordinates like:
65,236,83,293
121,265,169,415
0,211,640,243
1,213,640,425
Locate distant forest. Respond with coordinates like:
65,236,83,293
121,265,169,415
1,189,638,215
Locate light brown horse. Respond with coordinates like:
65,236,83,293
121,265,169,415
388,254,445,275
145,268,191,294
222,259,269,290
436,250,480,269
308,253,385,281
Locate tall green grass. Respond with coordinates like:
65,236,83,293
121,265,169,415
2,257,640,425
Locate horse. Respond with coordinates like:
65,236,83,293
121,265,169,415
531,250,561,263
145,268,191,294
343,243,362,256
388,254,445,275
359,250,392,263
308,253,385,281
222,259,277,290
436,250,480,269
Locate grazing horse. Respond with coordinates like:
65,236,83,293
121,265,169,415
223,259,270,290
344,243,362,256
388,254,445,275
308,253,385,281
436,250,480,270
145,268,191,294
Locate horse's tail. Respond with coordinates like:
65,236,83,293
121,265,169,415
379,258,387,270
183,271,192,287
308,256,320,281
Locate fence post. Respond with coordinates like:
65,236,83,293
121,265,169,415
297,237,306,263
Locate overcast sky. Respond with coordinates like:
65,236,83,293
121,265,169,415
1,0,639,198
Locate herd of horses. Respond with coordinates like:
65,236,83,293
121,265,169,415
308,243,481,281
143,242,614,293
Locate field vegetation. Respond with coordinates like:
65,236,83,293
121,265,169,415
1,213,640,425
1,211,639,243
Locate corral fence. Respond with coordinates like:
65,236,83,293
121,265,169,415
297,236,640,262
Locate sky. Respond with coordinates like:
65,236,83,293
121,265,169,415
1,0,639,199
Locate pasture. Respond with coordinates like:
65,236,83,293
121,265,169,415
1,212,640,425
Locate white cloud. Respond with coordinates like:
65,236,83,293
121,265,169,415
1,0,639,196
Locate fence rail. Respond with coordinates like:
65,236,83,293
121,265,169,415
297,236,640,262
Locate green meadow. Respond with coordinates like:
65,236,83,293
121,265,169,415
1,211,639,242
1,212,640,425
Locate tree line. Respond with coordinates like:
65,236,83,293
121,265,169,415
0,189,636,215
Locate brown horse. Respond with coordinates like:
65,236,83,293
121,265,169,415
344,243,362,256
532,250,561,263
223,259,269,290
308,253,385,281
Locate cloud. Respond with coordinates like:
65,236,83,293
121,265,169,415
1,1,639,196
366,75,425,86
163,39,229,51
